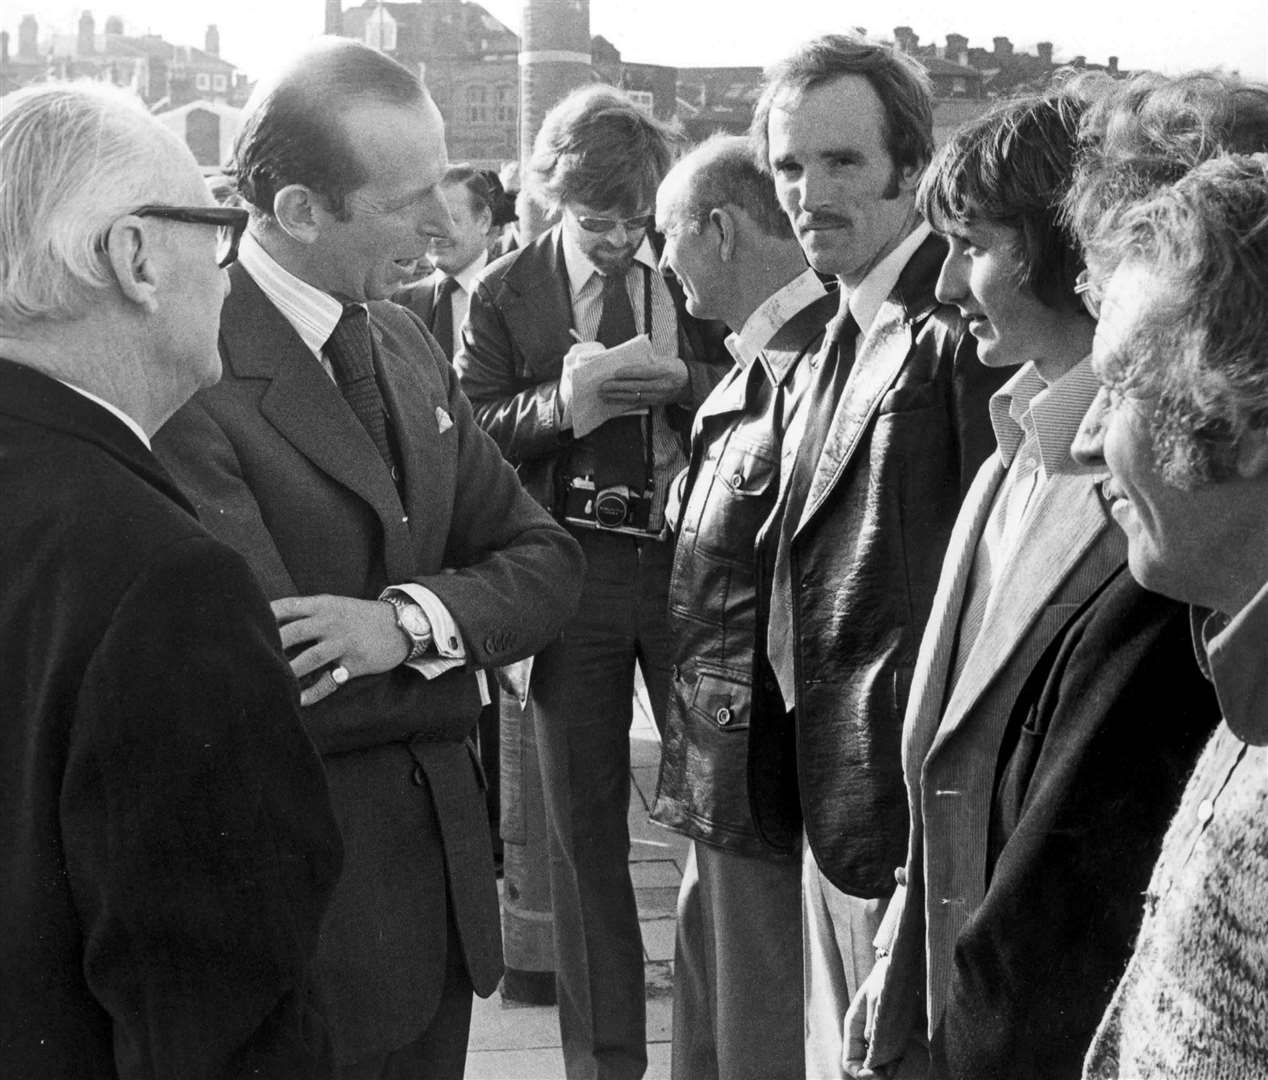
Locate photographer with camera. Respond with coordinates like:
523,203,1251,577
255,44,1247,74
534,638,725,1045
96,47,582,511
456,84,728,1080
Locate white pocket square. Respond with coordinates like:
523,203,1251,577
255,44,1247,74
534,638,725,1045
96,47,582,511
436,407,453,433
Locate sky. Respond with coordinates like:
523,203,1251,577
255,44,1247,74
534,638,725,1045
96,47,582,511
5,0,1266,84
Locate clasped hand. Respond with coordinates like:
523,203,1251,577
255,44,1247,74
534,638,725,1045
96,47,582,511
272,594,408,707
597,358,690,407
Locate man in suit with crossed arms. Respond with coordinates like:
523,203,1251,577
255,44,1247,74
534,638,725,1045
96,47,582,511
746,35,1007,1076
154,38,583,1078
650,134,838,1080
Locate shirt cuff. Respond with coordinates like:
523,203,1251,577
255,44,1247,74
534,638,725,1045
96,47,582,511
386,582,467,679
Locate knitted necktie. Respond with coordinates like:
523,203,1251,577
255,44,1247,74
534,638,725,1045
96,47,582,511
589,268,648,492
325,305,399,481
430,275,457,359
766,311,861,708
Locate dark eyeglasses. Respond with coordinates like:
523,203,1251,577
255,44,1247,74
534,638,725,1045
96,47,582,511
132,204,250,268
576,213,656,235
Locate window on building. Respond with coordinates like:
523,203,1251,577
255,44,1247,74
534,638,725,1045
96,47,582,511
365,5,398,52
627,89,654,116
496,83,515,123
951,76,967,96
212,73,227,92
195,72,210,91
467,84,488,123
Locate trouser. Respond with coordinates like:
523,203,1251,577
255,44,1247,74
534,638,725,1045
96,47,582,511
672,840,805,1080
802,839,891,1080
532,529,674,1080
339,904,474,1080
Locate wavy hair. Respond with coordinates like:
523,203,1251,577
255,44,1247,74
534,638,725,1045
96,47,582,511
1087,153,1268,486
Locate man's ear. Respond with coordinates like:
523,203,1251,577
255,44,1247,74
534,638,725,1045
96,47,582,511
710,207,737,263
1235,425,1268,479
896,162,924,196
272,184,325,243
106,216,160,313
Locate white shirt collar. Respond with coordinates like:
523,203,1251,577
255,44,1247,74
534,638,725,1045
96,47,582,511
237,231,347,359
451,247,488,295
561,223,658,296
846,220,932,337
724,268,829,383
57,380,150,449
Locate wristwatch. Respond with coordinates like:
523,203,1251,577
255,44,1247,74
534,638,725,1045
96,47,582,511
381,592,433,663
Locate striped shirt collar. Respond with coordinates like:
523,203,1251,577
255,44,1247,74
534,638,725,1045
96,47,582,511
237,231,348,359
725,268,828,385
988,354,1100,477
561,225,658,297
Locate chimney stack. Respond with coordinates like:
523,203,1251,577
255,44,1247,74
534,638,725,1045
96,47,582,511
993,36,1013,59
78,10,95,57
1108,55,1119,75
205,24,220,56
893,26,918,53
325,0,342,36
1037,41,1054,65
18,14,37,60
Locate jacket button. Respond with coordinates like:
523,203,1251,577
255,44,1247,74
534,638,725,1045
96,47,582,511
411,764,425,787
716,706,732,726
731,472,744,489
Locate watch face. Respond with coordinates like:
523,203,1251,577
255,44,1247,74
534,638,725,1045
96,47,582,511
401,605,430,637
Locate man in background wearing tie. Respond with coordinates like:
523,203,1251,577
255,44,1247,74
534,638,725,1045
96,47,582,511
154,38,584,1078
746,34,1006,1077
457,85,728,1080
396,165,508,360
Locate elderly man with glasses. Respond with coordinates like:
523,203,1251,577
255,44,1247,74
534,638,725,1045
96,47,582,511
0,82,342,1077
457,84,729,1080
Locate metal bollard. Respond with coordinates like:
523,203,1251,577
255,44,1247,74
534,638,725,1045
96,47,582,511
498,666,557,1004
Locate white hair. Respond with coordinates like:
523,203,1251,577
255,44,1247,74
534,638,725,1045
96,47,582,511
0,82,193,327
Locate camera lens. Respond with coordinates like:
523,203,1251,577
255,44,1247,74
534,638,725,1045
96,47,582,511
594,488,630,528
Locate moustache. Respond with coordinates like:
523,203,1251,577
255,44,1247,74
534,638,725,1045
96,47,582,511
796,214,852,232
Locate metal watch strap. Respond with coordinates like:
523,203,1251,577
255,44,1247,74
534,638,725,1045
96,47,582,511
382,593,430,662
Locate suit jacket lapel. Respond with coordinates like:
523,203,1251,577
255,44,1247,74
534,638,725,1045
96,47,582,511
221,268,406,530
375,323,457,581
797,299,911,534
935,473,1112,739
901,456,1007,775
498,231,576,369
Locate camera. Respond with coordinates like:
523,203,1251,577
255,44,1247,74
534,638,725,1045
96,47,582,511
562,477,655,535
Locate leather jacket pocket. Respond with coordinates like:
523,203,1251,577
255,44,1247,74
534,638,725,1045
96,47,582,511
687,436,779,562
688,663,751,732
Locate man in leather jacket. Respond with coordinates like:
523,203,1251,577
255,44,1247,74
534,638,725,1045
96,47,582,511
748,35,1008,1075
650,134,837,1080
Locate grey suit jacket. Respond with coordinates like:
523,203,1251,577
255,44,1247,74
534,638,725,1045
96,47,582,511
867,435,1125,1065
154,265,583,1062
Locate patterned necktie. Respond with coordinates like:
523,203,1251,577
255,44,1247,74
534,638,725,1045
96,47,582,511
325,304,399,482
588,268,648,492
766,312,861,708
430,275,457,360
